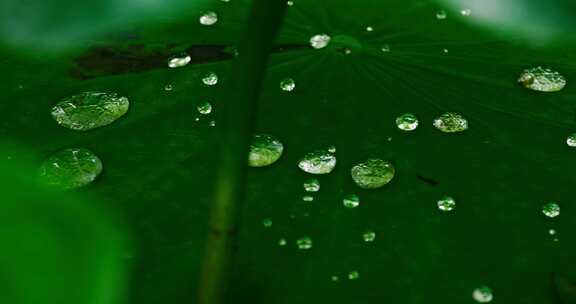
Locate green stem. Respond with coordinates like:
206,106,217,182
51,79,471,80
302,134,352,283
197,1,287,304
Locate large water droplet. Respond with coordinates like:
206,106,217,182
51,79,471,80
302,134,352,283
280,78,296,92
351,159,395,189
202,72,219,86
168,53,191,68
433,112,468,133
248,134,284,167
396,113,419,131
518,67,566,92
566,133,576,147
199,11,218,26
298,150,337,174
303,178,320,192
310,34,331,49
39,148,103,190
437,196,456,211
542,202,560,218
343,194,360,208
197,101,213,115
348,271,360,280
472,286,493,303
363,231,376,242
296,236,313,250
51,92,129,131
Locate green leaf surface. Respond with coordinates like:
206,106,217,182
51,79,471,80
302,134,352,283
1,0,576,303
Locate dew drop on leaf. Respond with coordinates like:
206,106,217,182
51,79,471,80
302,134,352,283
437,196,456,211
280,78,296,92
381,45,391,53
351,159,395,189
197,101,213,115
202,72,219,86
209,120,216,127
278,238,287,246
543,202,560,218
343,194,360,208
298,150,337,174
51,92,129,131
248,134,284,167
310,34,331,49
199,11,218,26
549,229,557,235
363,231,376,242
263,218,273,228
164,84,173,91
39,147,103,190
566,133,576,147
286,0,294,6
296,236,313,250
365,26,374,32
168,53,191,68
436,10,447,20
302,195,314,202
472,286,493,303
331,275,339,282
518,66,566,92
433,112,468,133
303,178,320,192
348,271,360,280
396,113,419,131
460,8,472,16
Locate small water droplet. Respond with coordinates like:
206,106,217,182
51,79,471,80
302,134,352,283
437,196,456,211
366,26,374,32
381,45,391,53
202,72,219,86
164,84,173,91
278,238,287,246
287,0,294,6
298,150,337,174
433,112,468,133
348,271,359,280
331,275,339,282
280,78,296,92
443,48,449,53
542,202,560,218
296,236,313,250
209,120,216,127
248,134,284,167
460,8,472,16
197,101,213,115
51,92,129,131
472,286,493,303
518,66,566,92
549,229,557,235
303,178,320,192
328,146,337,153
363,231,376,242
310,34,331,49
168,53,191,68
436,10,447,20
351,159,395,189
199,11,218,26
396,113,419,131
343,194,360,208
302,195,314,202
263,218,273,228
566,133,576,147
39,148,103,190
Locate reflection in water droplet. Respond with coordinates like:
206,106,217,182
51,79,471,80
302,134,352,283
348,271,359,280
168,53,191,68
296,236,313,250
567,134,576,147
472,286,493,303
202,72,219,86
303,178,320,192
51,92,129,131
436,10,447,20
298,150,337,174
343,194,360,208
200,11,218,26
280,78,296,92
518,67,566,92
263,218,273,228
351,159,395,189
302,195,314,202
39,148,103,190
248,134,284,167
542,202,560,218
197,102,213,115
363,231,376,242
310,34,331,49
396,113,419,131
437,196,456,211
433,112,468,133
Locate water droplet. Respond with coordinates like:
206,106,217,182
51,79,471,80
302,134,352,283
363,231,376,242
351,159,395,189
542,202,560,218
549,229,557,235
331,275,339,282
202,72,219,86
303,178,320,192
298,150,337,174
328,146,337,153
460,8,472,16
248,134,284,167
278,238,287,246
168,53,191,68
51,92,129,131
443,48,449,53
286,0,294,6
199,11,218,26
472,286,493,303
39,148,103,190
433,112,468,133
437,196,456,211
343,194,360,208
164,84,173,91
436,10,447,20
296,236,313,250
366,26,374,32
518,67,566,92
348,271,359,280
566,133,576,147
396,113,419,131
197,102,213,115
302,195,314,202
263,218,273,228
209,120,216,127
310,34,331,49
280,78,296,92
381,45,391,52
